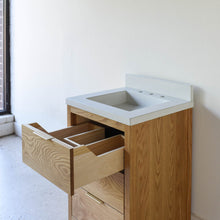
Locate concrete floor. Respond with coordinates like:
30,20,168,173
0,135,68,220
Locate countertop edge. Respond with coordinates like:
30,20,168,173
66,100,193,126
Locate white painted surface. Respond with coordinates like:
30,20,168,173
126,74,193,101
10,1,220,219
66,76,193,125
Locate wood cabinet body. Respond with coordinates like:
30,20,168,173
67,106,192,220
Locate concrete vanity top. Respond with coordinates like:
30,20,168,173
66,74,193,125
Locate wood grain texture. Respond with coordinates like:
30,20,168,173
86,135,124,156
83,172,124,214
50,123,98,140
66,106,192,219
69,106,126,132
66,127,105,145
186,108,192,220
22,124,74,195
71,188,123,220
67,105,76,126
74,143,124,189
125,109,192,220
30,122,47,132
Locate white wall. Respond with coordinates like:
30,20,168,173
11,0,220,220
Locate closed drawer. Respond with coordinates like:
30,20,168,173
71,188,123,220
83,172,124,214
22,122,124,195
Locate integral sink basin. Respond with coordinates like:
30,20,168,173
87,89,169,112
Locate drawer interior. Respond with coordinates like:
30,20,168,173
49,123,103,140
22,122,124,195
48,122,125,158
64,125,105,146
27,122,125,155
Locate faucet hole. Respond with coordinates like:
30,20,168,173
149,93,154,95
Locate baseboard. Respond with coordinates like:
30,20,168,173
14,121,22,137
191,213,205,220
0,114,14,137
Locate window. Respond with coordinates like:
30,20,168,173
0,0,10,114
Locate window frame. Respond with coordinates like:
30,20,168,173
0,0,10,115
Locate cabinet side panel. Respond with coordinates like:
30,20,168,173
67,105,75,127
186,109,192,220
125,126,131,220
125,109,192,220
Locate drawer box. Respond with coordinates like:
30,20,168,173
71,188,123,220
83,172,124,213
22,122,124,195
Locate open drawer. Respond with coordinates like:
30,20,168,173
22,122,124,195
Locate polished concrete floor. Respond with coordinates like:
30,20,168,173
0,135,68,220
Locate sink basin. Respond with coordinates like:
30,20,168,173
87,89,169,112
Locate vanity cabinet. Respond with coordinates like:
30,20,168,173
66,105,192,220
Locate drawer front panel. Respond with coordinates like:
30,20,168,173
71,188,123,220
22,124,73,194
74,135,124,189
83,172,124,213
